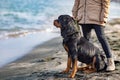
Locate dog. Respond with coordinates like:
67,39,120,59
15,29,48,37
53,15,107,78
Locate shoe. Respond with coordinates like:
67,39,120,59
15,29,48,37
106,58,115,71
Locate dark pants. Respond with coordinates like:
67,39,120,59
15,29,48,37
80,24,112,58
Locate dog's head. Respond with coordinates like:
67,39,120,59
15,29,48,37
53,15,73,29
53,15,80,38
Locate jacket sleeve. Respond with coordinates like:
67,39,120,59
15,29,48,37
100,0,110,23
72,0,80,19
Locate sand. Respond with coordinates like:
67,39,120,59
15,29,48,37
0,19,120,80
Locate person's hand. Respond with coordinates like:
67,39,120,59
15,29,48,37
72,16,78,21
72,16,76,19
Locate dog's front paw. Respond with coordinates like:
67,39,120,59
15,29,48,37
68,69,77,78
68,74,75,78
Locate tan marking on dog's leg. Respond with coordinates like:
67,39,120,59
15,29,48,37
69,59,78,78
77,65,89,71
63,44,69,52
83,68,96,74
61,45,71,73
83,57,97,74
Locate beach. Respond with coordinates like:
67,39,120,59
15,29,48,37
0,0,120,79
0,37,67,80
0,19,120,80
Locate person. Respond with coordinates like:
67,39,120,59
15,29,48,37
72,0,115,71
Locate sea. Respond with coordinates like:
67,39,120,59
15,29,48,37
0,0,120,68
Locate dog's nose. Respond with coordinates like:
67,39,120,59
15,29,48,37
53,19,61,28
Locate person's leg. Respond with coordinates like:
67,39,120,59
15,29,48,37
80,24,92,41
93,24,115,71
93,25,111,58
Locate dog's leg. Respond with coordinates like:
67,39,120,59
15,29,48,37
83,57,97,74
92,56,96,69
83,66,96,74
69,58,77,78
62,45,71,73
67,41,78,78
77,65,90,71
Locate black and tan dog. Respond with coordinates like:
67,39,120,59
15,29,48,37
53,15,107,78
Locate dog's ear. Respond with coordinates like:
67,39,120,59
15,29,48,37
53,19,61,28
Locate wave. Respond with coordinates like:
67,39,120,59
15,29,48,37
0,0,73,29
0,27,60,40
0,0,74,40
0,0,120,39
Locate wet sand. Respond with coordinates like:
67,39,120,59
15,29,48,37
0,19,120,80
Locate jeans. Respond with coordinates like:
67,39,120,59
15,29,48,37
80,24,112,58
